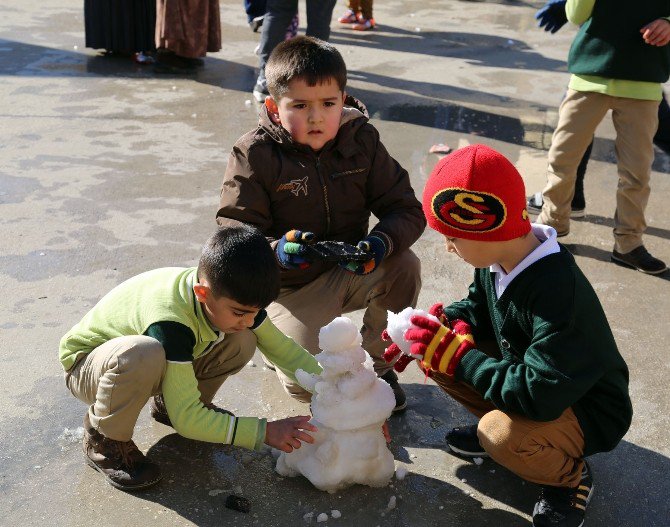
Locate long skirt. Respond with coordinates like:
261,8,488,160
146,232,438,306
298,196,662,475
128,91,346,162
84,0,156,52
156,0,222,58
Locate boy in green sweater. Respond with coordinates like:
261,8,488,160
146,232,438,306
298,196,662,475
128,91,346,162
533,0,670,275
384,145,632,527
59,225,320,491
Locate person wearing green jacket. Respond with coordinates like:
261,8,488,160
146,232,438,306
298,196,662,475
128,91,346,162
533,0,670,275
59,225,321,491
385,145,632,527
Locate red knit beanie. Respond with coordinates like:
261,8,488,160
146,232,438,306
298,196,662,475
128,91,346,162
423,144,531,241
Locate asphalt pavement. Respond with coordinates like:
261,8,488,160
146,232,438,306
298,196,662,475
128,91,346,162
1,1,669,526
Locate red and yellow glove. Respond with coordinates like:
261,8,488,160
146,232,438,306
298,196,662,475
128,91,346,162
381,329,416,372
405,304,475,376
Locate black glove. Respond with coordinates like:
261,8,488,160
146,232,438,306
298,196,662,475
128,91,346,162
535,0,568,34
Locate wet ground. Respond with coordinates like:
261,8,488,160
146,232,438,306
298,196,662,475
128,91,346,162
1,1,669,526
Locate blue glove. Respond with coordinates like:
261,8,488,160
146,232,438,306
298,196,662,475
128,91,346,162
339,235,387,275
276,230,315,270
535,0,568,34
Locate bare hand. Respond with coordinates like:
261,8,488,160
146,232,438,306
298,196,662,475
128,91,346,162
265,415,317,453
382,421,391,443
641,18,670,46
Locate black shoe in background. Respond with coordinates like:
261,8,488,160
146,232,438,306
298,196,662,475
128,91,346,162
532,461,594,527
611,246,668,275
380,370,407,412
445,424,488,457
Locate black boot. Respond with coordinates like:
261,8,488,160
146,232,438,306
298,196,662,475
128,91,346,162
380,370,407,412
532,462,594,527
445,424,488,457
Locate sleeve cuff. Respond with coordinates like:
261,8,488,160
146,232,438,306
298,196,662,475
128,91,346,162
455,348,489,384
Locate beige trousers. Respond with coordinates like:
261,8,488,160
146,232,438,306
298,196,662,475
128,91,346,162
538,89,658,253
65,331,256,441
432,368,585,487
267,249,421,401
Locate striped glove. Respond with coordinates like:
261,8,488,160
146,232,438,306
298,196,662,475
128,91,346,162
405,306,475,376
276,230,315,270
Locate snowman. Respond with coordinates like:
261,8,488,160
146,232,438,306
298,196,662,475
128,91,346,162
275,316,395,492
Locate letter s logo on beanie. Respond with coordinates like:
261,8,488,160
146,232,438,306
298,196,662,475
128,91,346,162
432,188,506,233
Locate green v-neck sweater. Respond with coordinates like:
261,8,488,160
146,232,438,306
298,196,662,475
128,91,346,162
444,247,632,456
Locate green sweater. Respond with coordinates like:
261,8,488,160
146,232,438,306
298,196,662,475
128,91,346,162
444,248,632,456
567,0,670,100
59,267,322,450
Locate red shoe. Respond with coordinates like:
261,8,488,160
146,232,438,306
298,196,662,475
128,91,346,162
338,9,358,24
351,17,375,31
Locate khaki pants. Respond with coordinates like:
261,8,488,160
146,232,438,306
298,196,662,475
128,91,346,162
65,331,256,441
431,368,585,487
267,249,421,401
538,89,658,253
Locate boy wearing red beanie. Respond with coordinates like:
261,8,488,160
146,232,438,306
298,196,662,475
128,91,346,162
385,144,632,527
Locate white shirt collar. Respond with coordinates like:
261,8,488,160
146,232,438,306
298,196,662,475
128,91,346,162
490,224,561,298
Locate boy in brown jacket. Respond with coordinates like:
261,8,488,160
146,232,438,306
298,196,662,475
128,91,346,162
217,36,425,411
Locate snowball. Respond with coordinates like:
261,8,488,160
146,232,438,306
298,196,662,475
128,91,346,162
276,316,395,492
473,457,484,465
387,495,397,510
386,308,439,356
331,510,341,518
316,512,328,522
395,466,408,480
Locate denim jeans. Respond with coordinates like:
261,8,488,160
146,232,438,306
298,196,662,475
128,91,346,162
256,0,337,88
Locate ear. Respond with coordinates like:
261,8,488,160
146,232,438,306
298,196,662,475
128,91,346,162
342,90,347,105
193,283,209,303
265,97,281,125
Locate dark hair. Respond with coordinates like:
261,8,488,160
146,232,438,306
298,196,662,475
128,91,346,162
198,225,280,308
266,36,347,99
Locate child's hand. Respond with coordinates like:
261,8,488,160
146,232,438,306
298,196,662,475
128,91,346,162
340,235,386,275
382,421,391,443
276,230,315,270
265,416,317,453
641,18,670,46
405,315,475,376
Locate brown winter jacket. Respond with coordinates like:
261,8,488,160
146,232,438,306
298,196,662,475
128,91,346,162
216,98,426,287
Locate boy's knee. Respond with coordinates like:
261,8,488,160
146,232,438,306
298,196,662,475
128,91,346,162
477,410,514,456
378,250,421,300
281,379,313,404
115,336,166,381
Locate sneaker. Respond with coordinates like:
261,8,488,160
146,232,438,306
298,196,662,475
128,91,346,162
611,246,668,275
150,395,233,428
250,14,264,32
532,462,594,527
338,9,358,24
445,424,489,457
380,370,407,412
527,192,585,219
83,413,161,491
252,82,269,103
351,17,375,31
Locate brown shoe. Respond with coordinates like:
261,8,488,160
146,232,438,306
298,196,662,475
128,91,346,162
150,394,234,428
83,414,162,491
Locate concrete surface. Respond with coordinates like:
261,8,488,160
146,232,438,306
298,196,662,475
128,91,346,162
1,1,669,526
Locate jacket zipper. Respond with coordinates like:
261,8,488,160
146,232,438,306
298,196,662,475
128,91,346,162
316,156,331,234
